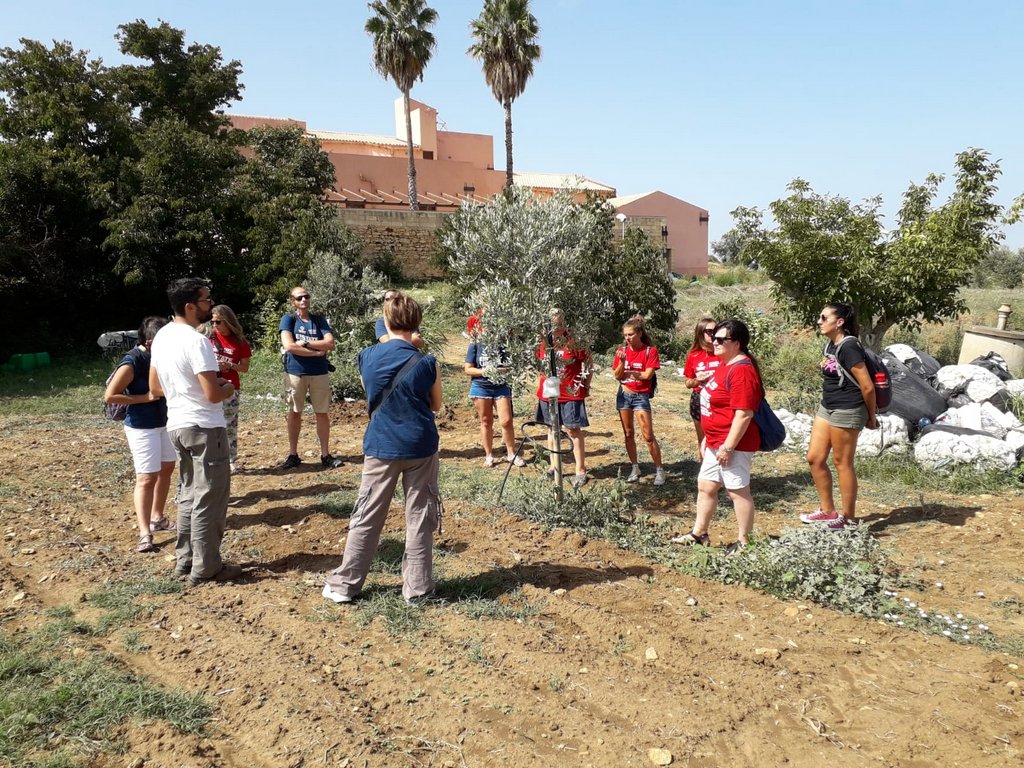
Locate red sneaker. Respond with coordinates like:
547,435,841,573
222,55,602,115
800,508,839,524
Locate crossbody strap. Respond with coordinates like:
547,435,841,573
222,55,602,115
369,353,424,421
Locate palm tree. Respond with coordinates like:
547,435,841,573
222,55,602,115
468,0,541,191
365,0,438,210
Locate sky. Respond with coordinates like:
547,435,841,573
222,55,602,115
3,0,1022,249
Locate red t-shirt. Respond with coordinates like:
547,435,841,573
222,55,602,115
536,341,590,401
684,349,721,392
699,359,762,452
616,344,660,394
210,332,252,391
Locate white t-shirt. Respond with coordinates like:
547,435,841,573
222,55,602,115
150,321,227,432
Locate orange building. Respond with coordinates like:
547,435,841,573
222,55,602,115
229,99,707,274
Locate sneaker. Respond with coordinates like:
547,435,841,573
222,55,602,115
322,583,354,604
150,517,176,532
321,454,344,469
826,517,858,532
653,468,666,487
281,454,302,470
189,563,243,587
507,454,527,467
483,455,496,468
800,508,838,524
626,465,641,483
571,472,589,488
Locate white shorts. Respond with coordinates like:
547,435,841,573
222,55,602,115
697,447,754,490
124,425,177,474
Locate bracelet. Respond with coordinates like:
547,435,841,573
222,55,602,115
719,446,734,453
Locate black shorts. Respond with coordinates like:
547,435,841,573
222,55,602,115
689,390,702,420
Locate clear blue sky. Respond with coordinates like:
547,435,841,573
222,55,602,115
3,0,1022,249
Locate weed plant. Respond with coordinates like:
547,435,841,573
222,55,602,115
500,475,634,533
856,453,1022,494
0,631,209,766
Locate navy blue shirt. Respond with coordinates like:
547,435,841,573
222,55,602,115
280,313,333,376
465,342,511,387
119,349,168,429
359,340,438,460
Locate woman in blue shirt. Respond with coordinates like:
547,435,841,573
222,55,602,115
103,316,176,553
465,337,524,467
323,292,443,604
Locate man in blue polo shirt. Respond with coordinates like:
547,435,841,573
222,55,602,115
279,286,344,469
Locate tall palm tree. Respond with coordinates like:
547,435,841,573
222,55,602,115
468,0,541,191
365,0,438,210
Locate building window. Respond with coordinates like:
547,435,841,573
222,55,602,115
423,150,434,160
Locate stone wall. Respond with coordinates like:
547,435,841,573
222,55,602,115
335,208,670,280
335,208,447,280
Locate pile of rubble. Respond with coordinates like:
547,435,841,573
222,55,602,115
776,345,1024,474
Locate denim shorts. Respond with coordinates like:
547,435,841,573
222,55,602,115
469,380,512,400
535,399,589,429
816,404,868,430
616,388,652,412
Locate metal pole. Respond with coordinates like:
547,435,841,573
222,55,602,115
546,328,563,500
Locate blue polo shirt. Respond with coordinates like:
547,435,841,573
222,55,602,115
359,340,438,460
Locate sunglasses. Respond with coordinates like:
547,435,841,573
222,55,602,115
702,328,715,336
210,320,222,326
712,336,733,344
292,294,310,301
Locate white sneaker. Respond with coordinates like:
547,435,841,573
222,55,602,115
653,468,666,486
626,465,641,483
322,583,353,604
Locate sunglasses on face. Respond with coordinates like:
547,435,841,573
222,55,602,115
819,314,831,321
292,294,310,301
703,328,715,336
713,336,733,344
210,320,222,326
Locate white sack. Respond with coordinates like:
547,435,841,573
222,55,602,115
913,430,1018,474
856,414,910,457
775,408,813,452
935,365,1006,404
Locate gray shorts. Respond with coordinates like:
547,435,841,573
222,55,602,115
816,404,868,430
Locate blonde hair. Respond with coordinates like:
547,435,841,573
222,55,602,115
211,305,247,344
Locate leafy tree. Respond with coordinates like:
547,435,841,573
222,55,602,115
740,149,1006,349
972,246,1024,289
439,186,674,388
112,20,242,133
365,0,438,211
710,205,761,266
233,125,351,304
468,0,541,190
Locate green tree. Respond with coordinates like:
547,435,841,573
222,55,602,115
973,246,1024,289
468,0,541,190
711,205,761,266
741,149,1005,350
365,0,438,211
233,125,353,304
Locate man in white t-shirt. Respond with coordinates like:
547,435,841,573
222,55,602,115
150,278,241,586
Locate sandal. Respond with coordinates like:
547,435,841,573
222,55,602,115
670,531,711,546
483,455,497,468
724,541,746,556
507,455,527,467
150,517,176,532
137,534,156,553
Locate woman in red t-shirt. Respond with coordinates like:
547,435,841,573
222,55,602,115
208,305,252,472
612,315,664,486
535,310,593,488
682,317,720,461
672,319,762,552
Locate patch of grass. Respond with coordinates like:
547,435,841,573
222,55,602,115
0,355,113,418
353,591,424,637
122,631,150,654
306,604,341,624
315,489,358,519
455,590,542,622
369,537,405,575
87,575,183,631
856,453,1023,494
0,631,210,767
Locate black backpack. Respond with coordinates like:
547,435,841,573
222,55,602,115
103,348,144,421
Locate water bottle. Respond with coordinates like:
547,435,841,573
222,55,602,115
917,417,931,431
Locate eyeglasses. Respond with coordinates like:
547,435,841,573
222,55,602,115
196,297,214,306
210,320,222,326
702,328,715,336
292,294,310,301
712,336,733,344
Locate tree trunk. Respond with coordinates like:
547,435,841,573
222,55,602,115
862,319,894,352
504,99,514,192
403,89,418,211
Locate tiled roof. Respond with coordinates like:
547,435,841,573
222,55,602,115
512,172,615,193
307,130,413,148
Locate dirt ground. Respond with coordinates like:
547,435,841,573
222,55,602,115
2,350,1023,767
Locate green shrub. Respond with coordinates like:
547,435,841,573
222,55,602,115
500,475,634,533
709,298,780,385
764,331,822,398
